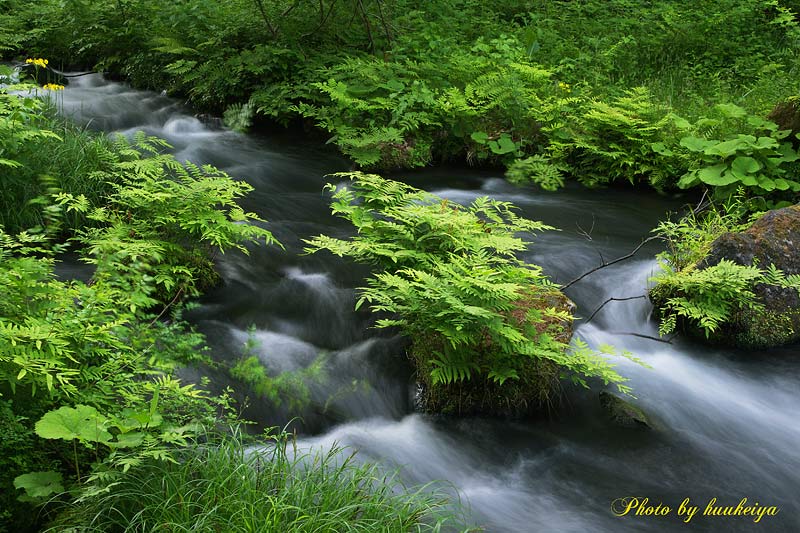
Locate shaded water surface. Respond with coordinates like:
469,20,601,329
57,75,800,532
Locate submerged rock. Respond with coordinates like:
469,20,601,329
412,288,574,418
599,392,651,429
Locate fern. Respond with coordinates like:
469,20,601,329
308,172,631,398
651,258,800,337
505,155,566,190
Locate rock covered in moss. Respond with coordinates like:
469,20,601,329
599,392,651,429
662,205,800,349
412,289,574,418
768,97,800,148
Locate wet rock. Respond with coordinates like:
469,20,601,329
599,391,651,429
696,205,800,348
413,288,574,418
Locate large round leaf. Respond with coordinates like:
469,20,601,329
731,156,760,175
697,163,737,185
13,471,64,501
35,405,112,444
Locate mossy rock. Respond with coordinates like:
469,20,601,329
768,97,800,148
599,392,651,429
652,205,800,349
411,288,574,417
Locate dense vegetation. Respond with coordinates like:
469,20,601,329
306,173,638,413
3,1,800,186
0,81,462,531
3,0,800,530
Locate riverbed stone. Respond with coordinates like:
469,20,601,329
412,288,574,418
599,392,651,429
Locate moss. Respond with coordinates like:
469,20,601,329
599,392,651,429
727,307,799,350
411,288,572,417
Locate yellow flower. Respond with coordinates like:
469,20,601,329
43,83,64,91
25,58,49,68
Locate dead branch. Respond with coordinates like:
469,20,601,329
607,331,676,344
562,235,659,289
583,295,647,324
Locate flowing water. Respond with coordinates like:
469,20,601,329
54,74,800,532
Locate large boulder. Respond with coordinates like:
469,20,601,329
667,205,800,348
412,289,574,417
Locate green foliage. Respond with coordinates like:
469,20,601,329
35,404,112,444
0,89,117,233
0,94,282,529
6,0,800,185
505,154,566,191
223,101,254,133
229,328,326,412
13,471,63,503
651,198,800,337
653,196,756,271
306,172,632,395
0,399,57,531
48,427,468,532
652,259,800,337
546,87,675,189
675,104,800,198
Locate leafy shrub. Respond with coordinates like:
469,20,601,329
652,196,755,271
0,100,278,524
674,104,800,198
652,260,800,337
545,87,676,189
651,199,800,338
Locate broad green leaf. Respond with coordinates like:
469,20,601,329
696,163,735,185
754,136,779,149
757,176,777,191
772,178,791,191
14,471,63,501
490,134,517,155
704,138,747,157
650,142,673,156
738,173,759,186
730,156,760,175
677,170,700,189
777,143,800,162
470,131,489,144
35,405,112,444
679,136,711,152
110,431,145,448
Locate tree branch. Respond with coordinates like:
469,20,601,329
583,295,647,324
607,331,676,344
562,235,659,289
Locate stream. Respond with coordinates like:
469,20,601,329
54,74,800,532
